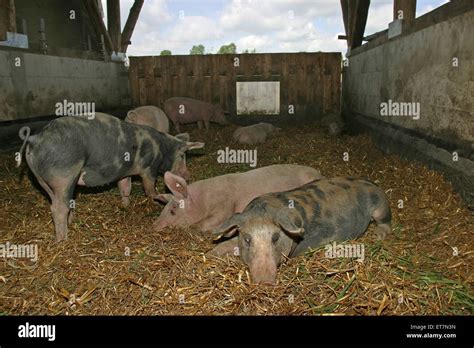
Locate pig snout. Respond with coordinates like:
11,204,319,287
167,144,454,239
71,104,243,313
152,219,165,231
249,259,278,285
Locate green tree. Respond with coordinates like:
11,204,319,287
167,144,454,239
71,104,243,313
242,48,257,53
190,44,205,55
160,50,172,56
217,43,237,54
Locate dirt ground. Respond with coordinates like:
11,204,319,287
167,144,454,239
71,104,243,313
0,123,472,315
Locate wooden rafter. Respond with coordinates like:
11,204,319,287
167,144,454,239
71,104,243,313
393,0,417,22
339,0,370,50
107,0,121,53
84,0,114,53
121,0,144,53
352,0,370,48
0,0,16,41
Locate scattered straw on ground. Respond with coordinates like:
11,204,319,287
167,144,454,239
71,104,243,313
0,123,472,315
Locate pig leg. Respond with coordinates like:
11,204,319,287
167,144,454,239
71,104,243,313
207,237,239,257
197,121,203,130
48,177,77,241
141,173,159,202
204,119,210,130
32,174,72,240
68,210,75,225
372,204,391,240
117,177,132,207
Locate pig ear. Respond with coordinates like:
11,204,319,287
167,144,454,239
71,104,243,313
164,171,188,199
126,111,136,121
276,214,304,236
175,133,190,142
185,141,205,151
212,214,244,239
155,193,173,204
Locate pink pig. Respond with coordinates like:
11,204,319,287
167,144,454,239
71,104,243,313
125,106,170,133
153,164,323,233
164,97,229,133
232,122,281,145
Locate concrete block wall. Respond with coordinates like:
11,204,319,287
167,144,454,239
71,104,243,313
0,49,130,121
343,9,474,149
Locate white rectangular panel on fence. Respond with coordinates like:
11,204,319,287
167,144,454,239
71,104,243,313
236,81,280,115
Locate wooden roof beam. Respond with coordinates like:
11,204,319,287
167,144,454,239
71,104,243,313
0,0,17,41
85,0,114,53
121,0,144,53
351,0,371,48
394,0,417,22
107,0,122,52
340,0,349,41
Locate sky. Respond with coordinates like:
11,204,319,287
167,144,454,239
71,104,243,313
101,0,449,56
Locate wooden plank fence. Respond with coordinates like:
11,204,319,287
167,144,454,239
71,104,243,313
129,52,341,121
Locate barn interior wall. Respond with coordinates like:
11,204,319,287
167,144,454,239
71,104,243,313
0,49,130,121
14,0,101,52
343,8,473,148
342,4,473,207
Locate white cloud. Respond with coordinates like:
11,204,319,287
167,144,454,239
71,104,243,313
365,2,393,35
167,16,222,43
236,34,270,52
101,0,453,56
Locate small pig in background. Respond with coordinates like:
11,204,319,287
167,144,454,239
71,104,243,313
321,113,344,136
164,97,229,133
125,106,170,133
17,113,204,241
232,122,281,145
153,164,323,232
211,177,391,285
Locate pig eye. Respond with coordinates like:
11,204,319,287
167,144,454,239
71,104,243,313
243,235,251,245
170,203,179,215
272,233,280,244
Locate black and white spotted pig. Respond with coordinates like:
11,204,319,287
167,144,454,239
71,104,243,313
17,112,204,241
211,177,391,285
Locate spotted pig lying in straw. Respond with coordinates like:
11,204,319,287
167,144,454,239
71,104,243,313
153,164,323,232
210,177,392,285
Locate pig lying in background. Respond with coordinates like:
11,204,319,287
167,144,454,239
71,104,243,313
153,164,323,232
125,106,170,133
164,97,228,132
321,113,344,136
232,123,281,145
211,177,391,285
17,112,204,241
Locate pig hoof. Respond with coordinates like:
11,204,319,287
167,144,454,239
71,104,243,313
55,232,68,242
375,224,391,240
